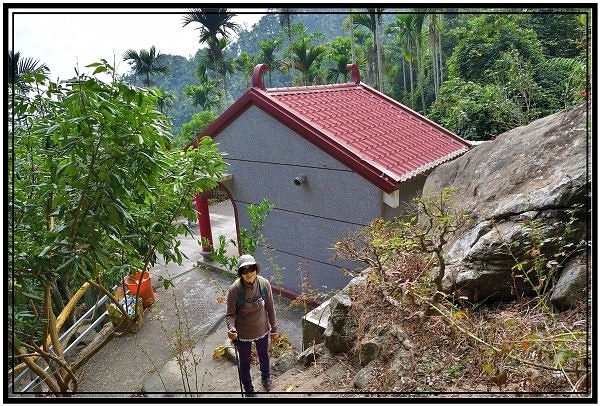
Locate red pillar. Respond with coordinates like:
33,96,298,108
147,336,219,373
194,192,213,254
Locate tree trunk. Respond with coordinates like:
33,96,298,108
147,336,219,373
437,31,444,93
402,59,407,94
350,11,356,64
432,249,445,291
416,45,425,113
408,59,415,107
375,16,383,91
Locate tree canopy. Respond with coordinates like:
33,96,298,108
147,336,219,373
157,9,589,141
9,60,227,391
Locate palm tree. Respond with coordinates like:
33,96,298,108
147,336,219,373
195,37,236,107
422,9,444,97
8,50,48,93
182,8,239,46
181,8,240,84
349,10,356,64
327,54,352,84
410,14,426,111
278,9,294,42
388,14,424,110
353,8,385,90
351,28,371,82
184,72,220,111
235,51,256,88
122,46,169,87
278,8,295,83
156,89,176,114
290,36,326,86
258,38,282,86
215,38,237,104
326,37,352,83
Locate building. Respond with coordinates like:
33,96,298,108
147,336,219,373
189,64,471,299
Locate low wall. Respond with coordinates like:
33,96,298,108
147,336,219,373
301,299,330,351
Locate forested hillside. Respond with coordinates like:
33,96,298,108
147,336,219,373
118,8,589,147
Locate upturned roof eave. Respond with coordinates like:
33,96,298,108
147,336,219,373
391,146,470,183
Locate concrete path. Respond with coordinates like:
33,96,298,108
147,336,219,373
73,201,308,397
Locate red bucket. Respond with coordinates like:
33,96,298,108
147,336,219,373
125,271,155,308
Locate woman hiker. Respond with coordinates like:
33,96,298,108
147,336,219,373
226,254,278,396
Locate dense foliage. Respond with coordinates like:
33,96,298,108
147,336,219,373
127,8,589,142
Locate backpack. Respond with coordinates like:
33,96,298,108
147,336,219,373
235,275,267,310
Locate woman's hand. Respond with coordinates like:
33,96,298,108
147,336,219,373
228,330,238,340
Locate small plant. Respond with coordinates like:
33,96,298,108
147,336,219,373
333,186,469,294
290,260,332,312
240,198,274,255
211,198,274,272
146,270,208,397
210,235,238,273
266,334,295,359
503,204,587,304
259,242,284,303
333,217,413,277
410,186,471,290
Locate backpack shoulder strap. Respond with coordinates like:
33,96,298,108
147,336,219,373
235,276,267,309
257,275,267,301
235,278,244,309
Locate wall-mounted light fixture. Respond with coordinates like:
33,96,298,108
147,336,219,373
293,174,306,185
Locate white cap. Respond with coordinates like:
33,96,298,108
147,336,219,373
237,254,257,270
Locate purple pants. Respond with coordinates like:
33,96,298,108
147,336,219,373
236,334,270,391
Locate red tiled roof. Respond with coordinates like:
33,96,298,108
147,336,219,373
193,64,471,193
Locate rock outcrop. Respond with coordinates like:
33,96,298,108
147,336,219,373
421,103,590,308
323,293,357,353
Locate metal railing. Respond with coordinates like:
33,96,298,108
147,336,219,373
9,294,111,393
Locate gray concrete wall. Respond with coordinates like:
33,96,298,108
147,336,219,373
381,175,427,220
214,106,384,295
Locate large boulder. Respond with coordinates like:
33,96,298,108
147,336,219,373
549,256,589,311
422,103,590,305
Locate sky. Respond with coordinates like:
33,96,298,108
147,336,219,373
8,7,268,82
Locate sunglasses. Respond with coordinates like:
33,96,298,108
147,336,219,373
240,265,256,275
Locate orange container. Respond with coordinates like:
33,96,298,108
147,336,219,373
125,271,155,308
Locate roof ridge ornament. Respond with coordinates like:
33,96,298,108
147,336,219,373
346,64,360,85
252,64,269,90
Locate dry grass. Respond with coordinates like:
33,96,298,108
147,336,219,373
312,270,591,398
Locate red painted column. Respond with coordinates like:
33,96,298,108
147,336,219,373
194,192,213,254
